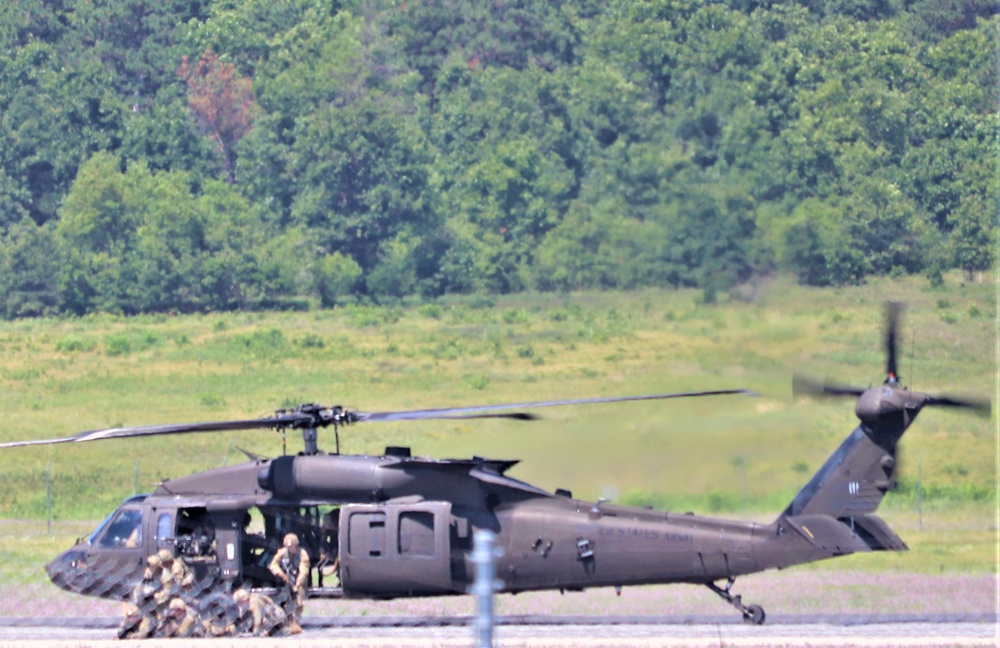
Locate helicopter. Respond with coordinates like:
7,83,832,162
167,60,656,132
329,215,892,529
0,304,989,626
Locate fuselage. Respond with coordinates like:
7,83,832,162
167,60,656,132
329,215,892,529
46,450,838,602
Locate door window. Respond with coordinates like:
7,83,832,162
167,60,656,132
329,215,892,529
156,513,174,541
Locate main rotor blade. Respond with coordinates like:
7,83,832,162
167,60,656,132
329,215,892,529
0,436,77,449
353,389,754,422
0,389,750,448
885,301,905,380
73,416,307,442
0,414,307,448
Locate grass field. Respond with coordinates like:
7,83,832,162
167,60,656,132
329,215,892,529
0,273,995,607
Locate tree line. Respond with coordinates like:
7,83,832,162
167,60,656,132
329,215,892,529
0,0,995,317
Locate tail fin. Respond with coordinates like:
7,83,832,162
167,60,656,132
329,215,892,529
778,424,906,552
782,425,897,519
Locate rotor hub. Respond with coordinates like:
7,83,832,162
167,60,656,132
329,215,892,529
855,386,905,424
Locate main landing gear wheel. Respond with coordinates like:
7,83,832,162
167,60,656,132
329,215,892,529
706,577,766,625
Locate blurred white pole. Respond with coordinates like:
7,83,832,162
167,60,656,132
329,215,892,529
471,529,503,648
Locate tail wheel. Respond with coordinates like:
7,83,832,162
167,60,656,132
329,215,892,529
743,603,765,625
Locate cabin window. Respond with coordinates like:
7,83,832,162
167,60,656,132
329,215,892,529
99,509,143,548
398,511,435,557
156,513,174,541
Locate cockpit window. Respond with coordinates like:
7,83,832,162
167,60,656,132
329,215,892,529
87,510,117,545
87,495,148,545
98,509,143,548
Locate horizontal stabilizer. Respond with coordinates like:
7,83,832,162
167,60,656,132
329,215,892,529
849,514,908,551
783,514,869,555
783,513,907,556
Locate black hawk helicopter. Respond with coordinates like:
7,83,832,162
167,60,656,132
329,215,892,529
0,304,989,625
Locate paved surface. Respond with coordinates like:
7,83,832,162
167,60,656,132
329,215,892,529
1,616,997,647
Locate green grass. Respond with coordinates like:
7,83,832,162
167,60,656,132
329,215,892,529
0,273,995,573
0,519,98,585
6,268,999,610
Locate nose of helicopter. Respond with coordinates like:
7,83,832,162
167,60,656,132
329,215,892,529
45,548,89,594
46,543,143,599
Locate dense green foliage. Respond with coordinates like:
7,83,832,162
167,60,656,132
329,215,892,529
0,0,996,315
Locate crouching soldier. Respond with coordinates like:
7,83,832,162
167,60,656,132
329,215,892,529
158,597,232,639
124,553,166,639
229,588,289,637
159,598,207,638
117,604,144,640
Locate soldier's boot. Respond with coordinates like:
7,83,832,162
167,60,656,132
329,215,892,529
288,619,302,634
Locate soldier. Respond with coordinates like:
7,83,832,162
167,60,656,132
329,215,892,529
157,547,195,597
116,603,143,640
158,597,205,638
128,553,167,639
230,588,289,636
268,532,309,634
133,558,160,605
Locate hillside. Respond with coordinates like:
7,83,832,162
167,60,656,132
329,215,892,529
0,1,996,315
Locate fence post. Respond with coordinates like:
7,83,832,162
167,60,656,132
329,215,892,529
470,529,503,648
916,453,922,531
45,461,51,536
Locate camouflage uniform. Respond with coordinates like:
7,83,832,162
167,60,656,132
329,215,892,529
116,603,143,639
231,589,289,636
158,597,205,639
157,547,195,598
268,532,309,633
130,555,167,639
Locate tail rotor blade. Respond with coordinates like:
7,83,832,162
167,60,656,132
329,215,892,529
924,394,992,417
793,374,864,399
885,302,905,381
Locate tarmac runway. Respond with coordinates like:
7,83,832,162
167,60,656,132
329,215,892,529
1,614,997,647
